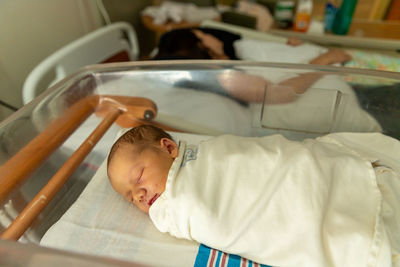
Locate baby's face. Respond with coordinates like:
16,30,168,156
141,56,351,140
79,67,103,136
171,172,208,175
108,139,178,213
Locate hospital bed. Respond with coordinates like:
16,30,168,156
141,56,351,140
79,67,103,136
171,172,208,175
1,59,400,266
202,20,400,55
22,21,139,105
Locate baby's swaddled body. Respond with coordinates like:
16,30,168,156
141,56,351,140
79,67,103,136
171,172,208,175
149,133,399,266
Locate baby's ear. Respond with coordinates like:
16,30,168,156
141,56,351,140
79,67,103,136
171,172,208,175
160,138,178,158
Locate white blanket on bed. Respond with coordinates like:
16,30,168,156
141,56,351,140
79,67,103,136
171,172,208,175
149,133,400,266
234,38,328,64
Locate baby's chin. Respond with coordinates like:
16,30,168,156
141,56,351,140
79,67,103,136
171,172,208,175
137,205,150,214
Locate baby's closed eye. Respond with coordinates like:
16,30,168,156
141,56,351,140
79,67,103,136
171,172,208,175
134,168,144,184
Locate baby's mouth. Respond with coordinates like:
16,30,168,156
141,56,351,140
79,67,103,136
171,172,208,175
148,194,159,206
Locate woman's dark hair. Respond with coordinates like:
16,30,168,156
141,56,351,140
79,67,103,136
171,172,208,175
200,27,241,59
153,28,211,60
153,27,241,60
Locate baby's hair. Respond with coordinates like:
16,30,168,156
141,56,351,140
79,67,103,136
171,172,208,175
107,125,173,168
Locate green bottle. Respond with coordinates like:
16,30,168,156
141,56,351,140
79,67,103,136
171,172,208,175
332,0,357,35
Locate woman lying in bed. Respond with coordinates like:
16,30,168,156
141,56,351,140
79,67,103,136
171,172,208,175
150,27,386,135
107,125,400,267
150,27,351,104
152,27,351,65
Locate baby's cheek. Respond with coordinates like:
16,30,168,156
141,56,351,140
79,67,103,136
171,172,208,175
156,182,167,192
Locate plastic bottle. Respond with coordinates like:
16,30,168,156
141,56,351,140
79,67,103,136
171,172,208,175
324,1,339,32
293,0,313,32
332,0,357,35
275,0,295,29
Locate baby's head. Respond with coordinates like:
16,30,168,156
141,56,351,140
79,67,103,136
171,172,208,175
107,125,178,213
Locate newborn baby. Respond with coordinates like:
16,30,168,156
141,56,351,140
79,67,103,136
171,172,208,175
107,125,399,266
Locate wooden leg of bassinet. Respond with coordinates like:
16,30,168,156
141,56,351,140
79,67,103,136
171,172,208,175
0,108,122,241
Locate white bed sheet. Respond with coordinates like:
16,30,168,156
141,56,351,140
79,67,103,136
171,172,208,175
40,132,212,267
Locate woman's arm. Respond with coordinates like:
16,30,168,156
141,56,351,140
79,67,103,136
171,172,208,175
217,48,349,104
266,72,325,103
218,71,325,104
309,49,352,65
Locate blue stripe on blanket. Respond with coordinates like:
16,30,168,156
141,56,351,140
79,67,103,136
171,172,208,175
215,250,221,266
194,245,211,267
194,244,273,267
227,254,241,267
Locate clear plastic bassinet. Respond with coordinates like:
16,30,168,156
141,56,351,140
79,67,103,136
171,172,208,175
0,61,399,266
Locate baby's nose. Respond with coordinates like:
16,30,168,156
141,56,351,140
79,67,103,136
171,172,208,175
134,188,146,203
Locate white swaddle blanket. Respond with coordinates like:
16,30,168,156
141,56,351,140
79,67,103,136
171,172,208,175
149,133,399,266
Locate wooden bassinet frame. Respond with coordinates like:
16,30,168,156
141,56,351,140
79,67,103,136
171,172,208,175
0,95,175,240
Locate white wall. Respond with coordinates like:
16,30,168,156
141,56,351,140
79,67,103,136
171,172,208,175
103,0,154,56
0,0,103,121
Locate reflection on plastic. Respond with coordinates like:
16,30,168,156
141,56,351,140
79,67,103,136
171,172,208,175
262,86,342,134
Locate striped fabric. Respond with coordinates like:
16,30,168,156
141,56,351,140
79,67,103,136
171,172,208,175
194,245,272,267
